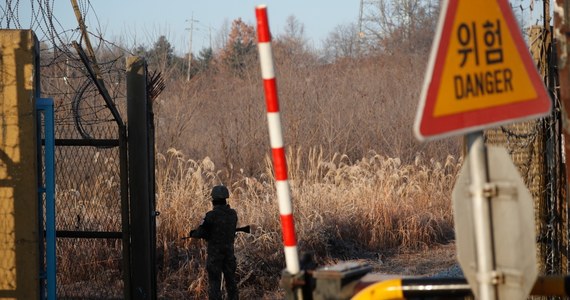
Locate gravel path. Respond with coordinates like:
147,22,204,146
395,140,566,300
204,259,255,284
430,264,464,278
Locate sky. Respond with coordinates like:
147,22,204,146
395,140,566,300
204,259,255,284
45,0,361,55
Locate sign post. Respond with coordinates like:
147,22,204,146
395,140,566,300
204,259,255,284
464,132,496,300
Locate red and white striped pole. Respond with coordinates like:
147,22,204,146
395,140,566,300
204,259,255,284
255,4,300,275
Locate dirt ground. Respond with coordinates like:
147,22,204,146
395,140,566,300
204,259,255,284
252,243,460,299
373,242,458,277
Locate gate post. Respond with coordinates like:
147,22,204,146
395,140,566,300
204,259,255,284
127,56,157,299
0,30,40,299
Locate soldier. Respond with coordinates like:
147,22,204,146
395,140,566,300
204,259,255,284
190,185,239,300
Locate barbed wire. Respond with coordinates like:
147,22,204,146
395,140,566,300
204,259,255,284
1,0,134,140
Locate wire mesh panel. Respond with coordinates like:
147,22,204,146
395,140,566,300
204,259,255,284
50,60,127,297
485,121,549,271
56,239,124,299
55,146,122,233
53,98,126,299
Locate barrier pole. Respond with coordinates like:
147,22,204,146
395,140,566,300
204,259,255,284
255,5,300,275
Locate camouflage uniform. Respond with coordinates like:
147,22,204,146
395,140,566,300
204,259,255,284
191,204,239,300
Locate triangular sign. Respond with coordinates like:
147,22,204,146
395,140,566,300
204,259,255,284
414,0,551,141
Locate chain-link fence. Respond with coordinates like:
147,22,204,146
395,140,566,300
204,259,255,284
54,145,124,299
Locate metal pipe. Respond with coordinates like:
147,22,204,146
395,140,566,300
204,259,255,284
352,278,405,300
353,278,470,300
119,125,131,300
72,41,124,127
52,139,119,147
352,275,570,299
55,231,122,239
70,0,124,127
466,132,497,300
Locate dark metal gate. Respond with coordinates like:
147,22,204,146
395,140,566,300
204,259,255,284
37,39,159,300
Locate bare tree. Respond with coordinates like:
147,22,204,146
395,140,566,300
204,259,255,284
365,0,439,54
322,23,359,61
214,19,231,52
273,15,314,67
279,15,307,53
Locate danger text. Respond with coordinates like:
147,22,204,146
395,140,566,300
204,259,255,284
453,68,513,100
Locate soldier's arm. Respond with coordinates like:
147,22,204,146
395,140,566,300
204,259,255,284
189,214,211,240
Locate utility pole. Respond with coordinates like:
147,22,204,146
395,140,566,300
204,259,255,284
186,13,198,81
209,25,213,49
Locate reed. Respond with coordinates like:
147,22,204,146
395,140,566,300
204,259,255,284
153,147,460,298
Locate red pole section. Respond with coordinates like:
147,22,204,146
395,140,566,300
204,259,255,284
255,4,300,275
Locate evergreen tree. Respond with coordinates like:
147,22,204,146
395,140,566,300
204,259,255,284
149,35,175,68
195,47,214,73
219,18,256,75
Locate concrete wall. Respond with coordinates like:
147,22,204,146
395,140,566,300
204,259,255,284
0,29,40,300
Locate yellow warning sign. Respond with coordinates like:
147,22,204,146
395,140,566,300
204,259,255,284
434,0,536,116
414,0,551,141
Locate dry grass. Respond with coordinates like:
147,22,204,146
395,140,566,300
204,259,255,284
155,147,461,298
53,145,459,298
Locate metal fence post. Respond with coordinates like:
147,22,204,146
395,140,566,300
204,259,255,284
127,56,157,300
36,98,55,300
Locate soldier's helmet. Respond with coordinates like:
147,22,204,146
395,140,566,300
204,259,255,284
211,185,229,199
